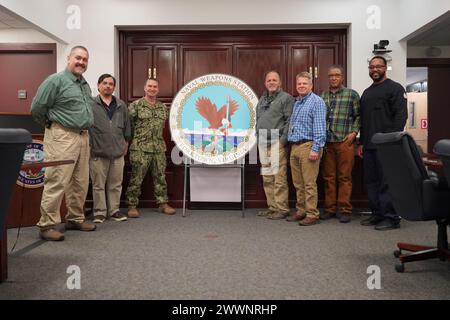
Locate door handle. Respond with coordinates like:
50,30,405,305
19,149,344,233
314,67,318,78
153,67,157,79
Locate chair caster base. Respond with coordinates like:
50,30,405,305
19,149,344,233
395,264,405,273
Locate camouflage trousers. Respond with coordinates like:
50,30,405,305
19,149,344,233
126,150,168,207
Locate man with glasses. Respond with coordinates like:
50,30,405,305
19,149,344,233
358,56,407,230
320,65,360,223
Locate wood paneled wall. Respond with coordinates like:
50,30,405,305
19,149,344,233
114,29,365,209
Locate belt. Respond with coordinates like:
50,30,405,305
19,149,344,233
51,123,88,135
291,139,312,145
67,127,88,135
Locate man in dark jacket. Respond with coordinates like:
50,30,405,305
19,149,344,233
256,71,294,220
89,74,131,223
358,56,407,230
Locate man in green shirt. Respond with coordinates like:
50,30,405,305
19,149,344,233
320,65,360,223
126,78,176,217
256,71,294,220
31,45,96,241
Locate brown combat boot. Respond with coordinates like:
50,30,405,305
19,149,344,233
128,206,140,218
159,203,176,215
39,228,65,241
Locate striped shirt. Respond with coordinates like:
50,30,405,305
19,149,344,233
287,92,327,152
320,87,360,142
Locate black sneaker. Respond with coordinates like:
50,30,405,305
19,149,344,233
374,219,400,231
339,214,351,223
360,215,384,226
320,212,336,220
93,215,106,223
110,211,128,222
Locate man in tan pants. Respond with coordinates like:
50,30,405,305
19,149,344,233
256,71,294,220
286,72,327,226
31,46,97,241
89,74,131,223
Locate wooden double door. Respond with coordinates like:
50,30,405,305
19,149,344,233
118,29,362,208
120,30,346,102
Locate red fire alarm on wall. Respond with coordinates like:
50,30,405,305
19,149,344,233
421,119,428,129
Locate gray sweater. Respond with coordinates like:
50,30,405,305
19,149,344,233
89,95,132,159
256,90,294,145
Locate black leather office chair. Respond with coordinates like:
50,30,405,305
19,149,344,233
372,132,450,273
434,139,450,188
0,128,31,237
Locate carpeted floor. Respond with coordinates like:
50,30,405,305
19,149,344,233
0,208,449,300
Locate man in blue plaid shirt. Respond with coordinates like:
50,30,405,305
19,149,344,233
286,72,327,226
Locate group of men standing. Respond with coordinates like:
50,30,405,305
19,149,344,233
30,45,407,241
31,46,175,241
256,55,407,230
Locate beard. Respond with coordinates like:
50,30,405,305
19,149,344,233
370,71,386,82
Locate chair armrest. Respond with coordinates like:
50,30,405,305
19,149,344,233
428,170,449,189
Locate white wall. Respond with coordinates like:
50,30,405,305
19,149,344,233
0,28,53,42
1,0,449,96
0,28,67,70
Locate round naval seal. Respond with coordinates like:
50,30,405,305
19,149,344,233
17,140,45,188
170,74,258,165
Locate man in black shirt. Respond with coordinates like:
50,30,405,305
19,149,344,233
358,56,407,230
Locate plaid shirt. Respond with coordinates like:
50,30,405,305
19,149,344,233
320,87,360,142
287,92,327,152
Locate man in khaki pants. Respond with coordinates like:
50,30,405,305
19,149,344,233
89,74,131,223
286,72,327,226
31,46,96,241
256,71,294,220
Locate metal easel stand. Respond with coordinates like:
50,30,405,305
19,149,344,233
182,158,245,218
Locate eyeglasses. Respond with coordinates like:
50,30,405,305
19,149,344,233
328,73,343,78
368,65,386,70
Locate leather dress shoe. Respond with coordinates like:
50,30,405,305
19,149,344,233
299,216,319,226
286,213,306,222
360,215,384,226
374,219,400,231
39,228,64,241
65,221,96,231
267,211,289,220
257,209,275,217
